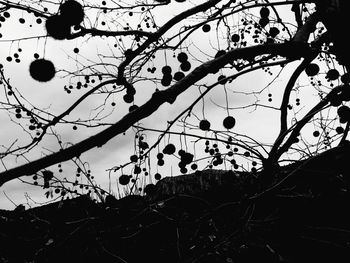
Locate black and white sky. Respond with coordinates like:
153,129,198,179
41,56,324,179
0,0,331,209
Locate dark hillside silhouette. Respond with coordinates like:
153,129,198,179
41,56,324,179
1,148,350,262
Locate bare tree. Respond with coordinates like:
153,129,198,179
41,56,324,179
0,0,349,200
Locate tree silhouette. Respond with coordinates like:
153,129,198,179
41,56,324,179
0,0,349,201
2,1,350,262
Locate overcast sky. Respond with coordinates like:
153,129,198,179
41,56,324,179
0,1,331,209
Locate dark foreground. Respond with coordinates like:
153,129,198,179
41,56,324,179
1,165,350,263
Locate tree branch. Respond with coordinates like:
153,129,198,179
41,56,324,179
275,85,343,160
116,0,221,83
292,12,320,43
69,28,152,39
269,55,316,159
268,17,327,161
0,41,310,187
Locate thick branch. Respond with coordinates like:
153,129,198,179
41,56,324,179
275,85,343,160
292,3,303,29
268,16,327,160
292,12,319,43
269,55,316,159
0,42,310,187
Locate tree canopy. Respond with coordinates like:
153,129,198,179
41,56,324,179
0,0,349,203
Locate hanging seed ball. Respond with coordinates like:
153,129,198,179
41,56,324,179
178,149,186,157
161,65,172,74
260,7,270,18
231,33,240,43
199,119,211,131
269,27,280,38
190,163,198,170
335,126,344,134
134,166,142,174
244,151,250,157
326,69,339,81
160,75,172,87
180,61,191,72
45,15,71,40
157,159,165,166
181,152,194,165
202,24,211,32
223,116,236,129
178,161,186,169
259,17,269,27
161,74,172,86
119,174,130,185
154,173,162,180
218,75,227,85
180,167,188,174
177,52,188,63
173,71,185,81
130,154,138,162
163,143,176,155
305,63,319,77
313,130,320,137
129,105,139,112
59,0,84,26
123,94,134,103
341,73,350,83
29,59,56,82
337,105,350,121
126,85,136,95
